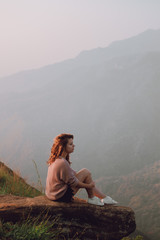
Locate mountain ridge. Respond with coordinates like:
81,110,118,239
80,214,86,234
0,28,160,187
0,28,160,93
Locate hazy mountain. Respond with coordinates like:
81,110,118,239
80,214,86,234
96,160,160,240
0,29,160,94
0,29,160,187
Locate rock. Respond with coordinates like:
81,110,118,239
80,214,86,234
0,194,136,240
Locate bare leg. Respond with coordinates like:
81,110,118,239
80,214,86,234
73,168,94,198
93,187,106,199
73,168,106,199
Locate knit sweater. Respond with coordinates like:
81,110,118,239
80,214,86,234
45,157,79,200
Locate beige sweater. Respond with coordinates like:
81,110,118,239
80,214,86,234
45,158,79,200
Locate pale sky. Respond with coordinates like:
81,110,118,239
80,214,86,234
0,0,160,78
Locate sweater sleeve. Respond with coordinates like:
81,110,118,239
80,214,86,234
72,169,77,175
59,160,79,188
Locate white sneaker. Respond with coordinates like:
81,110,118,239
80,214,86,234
101,196,118,205
88,196,104,206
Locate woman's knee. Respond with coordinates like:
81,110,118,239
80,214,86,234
81,168,91,177
76,168,92,182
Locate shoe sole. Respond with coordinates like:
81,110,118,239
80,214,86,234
88,202,104,206
103,202,118,205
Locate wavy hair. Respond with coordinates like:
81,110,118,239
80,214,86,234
47,133,74,165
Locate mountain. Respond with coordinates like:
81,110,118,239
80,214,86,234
96,160,160,240
1,29,160,94
0,29,160,186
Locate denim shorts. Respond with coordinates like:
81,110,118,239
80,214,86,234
56,185,74,203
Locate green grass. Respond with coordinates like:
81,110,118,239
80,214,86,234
0,216,62,240
0,162,42,197
121,236,143,240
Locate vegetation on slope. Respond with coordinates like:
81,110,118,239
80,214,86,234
0,161,41,197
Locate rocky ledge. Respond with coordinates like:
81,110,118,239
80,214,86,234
0,194,136,240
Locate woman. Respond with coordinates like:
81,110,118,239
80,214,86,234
45,133,117,206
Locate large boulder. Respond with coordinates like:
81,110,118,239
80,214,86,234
0,194,136,240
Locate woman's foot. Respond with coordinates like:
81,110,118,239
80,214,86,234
88,196,104,206
101,196,118,204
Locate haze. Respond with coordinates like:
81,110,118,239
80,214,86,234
0,0,160,78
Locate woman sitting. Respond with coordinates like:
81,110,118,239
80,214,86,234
45,133,117,206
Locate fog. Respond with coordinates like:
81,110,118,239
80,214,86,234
0,29,160,187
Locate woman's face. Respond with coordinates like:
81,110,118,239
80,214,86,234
65,138,75,154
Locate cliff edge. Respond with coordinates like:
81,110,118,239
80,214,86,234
0,194,136,240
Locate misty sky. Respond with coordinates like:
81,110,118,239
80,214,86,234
0,0,160,78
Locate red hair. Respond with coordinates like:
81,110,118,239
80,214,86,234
47,133,74,165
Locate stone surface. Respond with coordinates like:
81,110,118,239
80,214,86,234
0,194,136,240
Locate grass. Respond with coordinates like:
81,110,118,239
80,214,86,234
0,162,42,197
121,236,143,240
0,215,62,240
32,159,44,193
